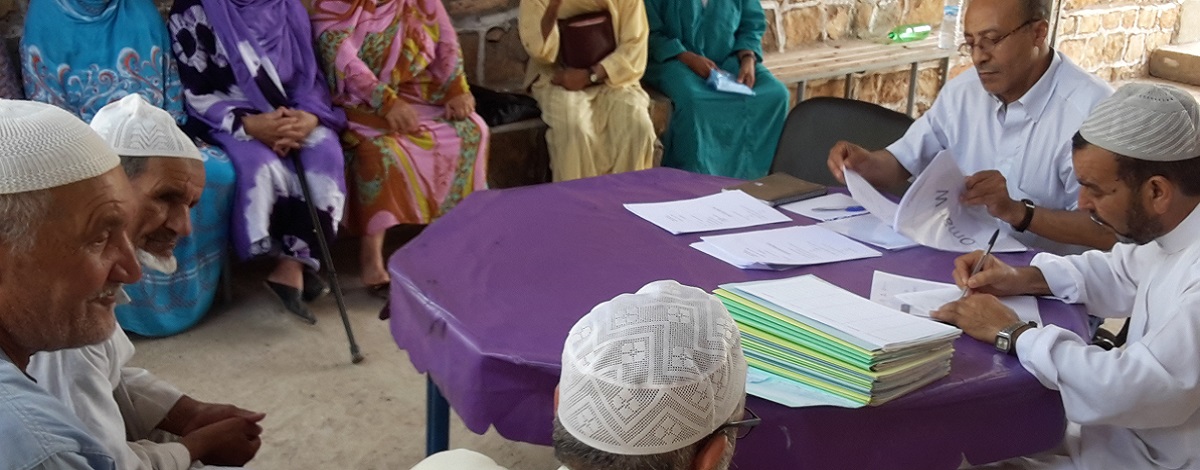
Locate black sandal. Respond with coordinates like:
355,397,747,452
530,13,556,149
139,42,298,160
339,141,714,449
367,282,389,300
302,269,331,302
265,281,317,324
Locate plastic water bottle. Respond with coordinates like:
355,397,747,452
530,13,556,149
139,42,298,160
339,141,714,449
938,0,962,49
888,24,933,43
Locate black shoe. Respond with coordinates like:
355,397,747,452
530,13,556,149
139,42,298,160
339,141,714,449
302,269,331,302
265,281,317,325
367,282,389,300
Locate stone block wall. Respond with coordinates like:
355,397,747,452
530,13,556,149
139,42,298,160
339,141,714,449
0,0,1185,102
1054,0,1184,82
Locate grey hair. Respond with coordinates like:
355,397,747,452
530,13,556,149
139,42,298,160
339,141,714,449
552,417,701,470
1022,0,1052,21
119,155,149,178
0,190,52,253
552,408,741,470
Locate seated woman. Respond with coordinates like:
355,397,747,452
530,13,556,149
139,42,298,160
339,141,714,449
312,0,489,293
643,0,789,179
20,0,236,337
168,0,348,323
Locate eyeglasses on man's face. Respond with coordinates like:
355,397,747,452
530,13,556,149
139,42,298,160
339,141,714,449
713,407,761,439
957,18,1041,56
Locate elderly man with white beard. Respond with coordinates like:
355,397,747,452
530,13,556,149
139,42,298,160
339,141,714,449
28,95,264,470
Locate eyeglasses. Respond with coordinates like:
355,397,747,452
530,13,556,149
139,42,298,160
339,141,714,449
957,18,1040,56
712,407,762,439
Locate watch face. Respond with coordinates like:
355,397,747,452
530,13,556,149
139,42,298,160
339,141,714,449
996,337,1011,351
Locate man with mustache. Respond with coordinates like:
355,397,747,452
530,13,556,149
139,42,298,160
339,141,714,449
827,0,1115,255
0,99,141,469
29,95,264,470
934,83,1200,469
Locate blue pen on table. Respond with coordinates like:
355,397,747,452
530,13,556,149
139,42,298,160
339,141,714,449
960,229,1001,299
813,206,866,212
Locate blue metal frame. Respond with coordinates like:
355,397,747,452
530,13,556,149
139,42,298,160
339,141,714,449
426,376,451,456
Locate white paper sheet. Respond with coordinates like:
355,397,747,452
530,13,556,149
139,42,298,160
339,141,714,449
819,216,919,250
843,168,899,223
729,275,961,351
895,288,1043,325
779,193,870,222
623,190,792,235
869,271,956,311
869,271,1042,325
690,241,791,271
700,226,882,267
843,152,1027,253
746,367,863,408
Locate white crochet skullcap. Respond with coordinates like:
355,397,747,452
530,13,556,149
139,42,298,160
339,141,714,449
0,99,119,194
558,280,747,456
89,94,201,160
1079,83,1200,162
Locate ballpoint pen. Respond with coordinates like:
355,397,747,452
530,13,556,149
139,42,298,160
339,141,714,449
813,206,866,212
961,229,1001,299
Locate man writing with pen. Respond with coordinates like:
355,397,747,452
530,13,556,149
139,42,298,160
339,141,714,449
932,83,1200,469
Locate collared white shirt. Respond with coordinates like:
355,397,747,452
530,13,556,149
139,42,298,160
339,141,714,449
887,51,1113,255
29,329,190,470
1016,204,1200,469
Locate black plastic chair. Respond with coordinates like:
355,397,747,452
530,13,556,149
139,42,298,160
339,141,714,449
770,97,914,194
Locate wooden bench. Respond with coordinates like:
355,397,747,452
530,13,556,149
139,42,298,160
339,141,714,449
763,37,958,117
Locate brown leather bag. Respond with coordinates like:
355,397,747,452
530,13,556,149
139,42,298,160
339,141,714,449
557,11,616,69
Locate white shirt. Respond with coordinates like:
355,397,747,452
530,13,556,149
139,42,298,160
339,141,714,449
887,51,1113,255
1017,204,1200,469
28,329,191,470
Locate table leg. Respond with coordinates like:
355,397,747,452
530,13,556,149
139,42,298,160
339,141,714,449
426,376,450,456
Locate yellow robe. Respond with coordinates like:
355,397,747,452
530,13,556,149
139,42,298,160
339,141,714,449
519,0,656,181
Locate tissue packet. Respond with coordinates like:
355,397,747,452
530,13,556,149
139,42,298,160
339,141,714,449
706,69,756,96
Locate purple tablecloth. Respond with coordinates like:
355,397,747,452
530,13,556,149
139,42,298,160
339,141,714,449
389,168,1088,469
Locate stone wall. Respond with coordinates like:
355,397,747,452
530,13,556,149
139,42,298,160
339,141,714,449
0,0,1185,100
1054,0,1184,82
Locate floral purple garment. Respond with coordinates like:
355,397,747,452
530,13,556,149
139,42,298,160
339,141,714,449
168,0,348,266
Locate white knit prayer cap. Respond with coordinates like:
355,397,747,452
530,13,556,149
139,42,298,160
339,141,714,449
558,280,747,456
89,94,201,160
1079,83,1200,162
0,100,119,195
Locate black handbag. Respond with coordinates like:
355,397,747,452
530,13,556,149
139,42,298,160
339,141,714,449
469,85,541,127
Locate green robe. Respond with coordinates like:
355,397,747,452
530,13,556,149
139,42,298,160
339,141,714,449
644,0,789,179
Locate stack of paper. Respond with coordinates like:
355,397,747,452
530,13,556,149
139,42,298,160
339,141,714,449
691,226,882,270
716,275,961,407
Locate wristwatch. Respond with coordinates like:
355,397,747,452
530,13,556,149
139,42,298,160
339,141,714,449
588,70,601,84
1013,199,1036,232
995,321,1037,355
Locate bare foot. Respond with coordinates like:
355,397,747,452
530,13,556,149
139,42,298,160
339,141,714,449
360,232,390,286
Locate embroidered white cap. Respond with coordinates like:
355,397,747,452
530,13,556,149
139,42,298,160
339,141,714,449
558,280,747,455
89,94,201,160
1080,83,1200,162
0,99,119,194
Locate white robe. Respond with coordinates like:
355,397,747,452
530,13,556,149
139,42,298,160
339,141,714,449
1015,204,1200,469
28,329,192,470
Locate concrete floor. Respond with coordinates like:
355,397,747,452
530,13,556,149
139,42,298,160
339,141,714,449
127,231,560,470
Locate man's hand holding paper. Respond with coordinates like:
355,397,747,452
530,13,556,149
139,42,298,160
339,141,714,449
962,170,1026,225
930,294,1021,344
